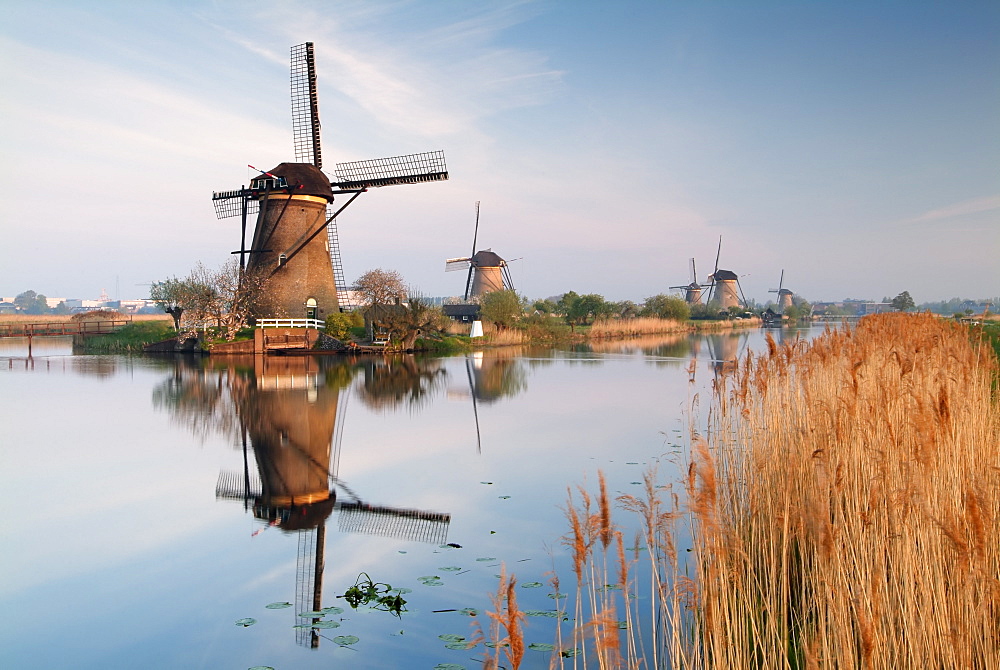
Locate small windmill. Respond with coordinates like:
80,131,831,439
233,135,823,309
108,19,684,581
768,270,795,314
212,43,449,318
704,236,748,310
669,257,704,304
444,202,514,300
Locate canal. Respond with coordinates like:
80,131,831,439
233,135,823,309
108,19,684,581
0,327,815,669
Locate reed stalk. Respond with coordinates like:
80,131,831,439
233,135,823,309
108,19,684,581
550,313,999,668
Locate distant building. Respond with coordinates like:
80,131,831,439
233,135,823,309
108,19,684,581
442,304,481,323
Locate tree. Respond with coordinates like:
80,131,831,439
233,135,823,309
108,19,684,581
213,259,272,338
892,291,916,312
355,268,406,306
613,300,639,319
532,299,558,314
480,290,523,330
378,297,444,349
150,262,220,332
14,290,50,315
892,291,915,312
640,294,691,321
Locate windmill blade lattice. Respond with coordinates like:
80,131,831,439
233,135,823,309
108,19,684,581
290,42,322,168
333,151,448,190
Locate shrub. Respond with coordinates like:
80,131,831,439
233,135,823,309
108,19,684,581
325,311,363,340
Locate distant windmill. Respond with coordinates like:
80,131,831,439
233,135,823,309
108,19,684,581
444,202,514,300
669,257,704,304
768,270,795,314
704,236,748,310
212,42,449,318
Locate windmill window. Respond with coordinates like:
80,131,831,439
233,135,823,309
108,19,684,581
278,253,287,266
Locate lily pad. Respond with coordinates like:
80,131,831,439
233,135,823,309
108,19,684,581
458,607,478,616
439,566,462,572
333,635,359,646
265,602,292,609
445,641,470,650
434,664,466,670
480,481,493,485
235,618,257,627
524,610,565,618
249,667,276,670
617,620,629,629
320,606,344,615
419,576,444,586
547,592,567,600
439,634,465,642
561,648,582,658
521,581,543,588
528,643,555,651
485,642,510,648
312,620,341,629
298,610,326,618
498,495,511,499
475,557,496,562
390,587,413,594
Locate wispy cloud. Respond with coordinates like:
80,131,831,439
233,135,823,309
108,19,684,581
901,195,1000,225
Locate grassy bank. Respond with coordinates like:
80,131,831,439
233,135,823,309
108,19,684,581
77,321,176,353
483,312,999,668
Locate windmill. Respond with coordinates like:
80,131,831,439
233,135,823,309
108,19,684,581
768,270,794,313
669,257,704,304
704,236,748,310
444,202,514,300
212,43,449,318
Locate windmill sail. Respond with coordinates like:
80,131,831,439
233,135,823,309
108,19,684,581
290,42,322,168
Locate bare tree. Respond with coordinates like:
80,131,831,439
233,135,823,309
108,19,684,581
213,259,273,339
355,268,406,306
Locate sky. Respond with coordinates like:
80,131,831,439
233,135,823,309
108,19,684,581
1,0,997,304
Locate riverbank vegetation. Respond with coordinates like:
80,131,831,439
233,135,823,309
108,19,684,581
78,320,176,353
484,312,999,668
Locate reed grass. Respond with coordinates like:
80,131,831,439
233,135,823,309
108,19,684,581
589,318,688,339
523,312,999,669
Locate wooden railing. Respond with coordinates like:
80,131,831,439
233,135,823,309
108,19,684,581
256,318,324,329
0,319,132,338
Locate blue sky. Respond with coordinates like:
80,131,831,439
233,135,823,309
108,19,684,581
1,0,997,303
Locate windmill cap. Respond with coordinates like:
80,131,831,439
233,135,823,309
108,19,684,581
253,162,333,200
712,269,738,281
472,250,505,266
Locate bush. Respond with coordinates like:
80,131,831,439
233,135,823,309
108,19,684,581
325,311,364,340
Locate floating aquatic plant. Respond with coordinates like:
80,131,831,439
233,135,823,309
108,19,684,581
340,573,407,617
312,620,341,629
265,602,292,610
333,635,359,646
234,618,256,627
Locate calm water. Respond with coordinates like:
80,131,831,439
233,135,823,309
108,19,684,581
0,327,814,669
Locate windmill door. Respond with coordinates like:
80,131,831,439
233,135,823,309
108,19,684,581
306,297,318,320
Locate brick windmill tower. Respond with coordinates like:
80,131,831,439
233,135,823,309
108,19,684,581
213,43,449,319
444,202,515,300
704,236,747,311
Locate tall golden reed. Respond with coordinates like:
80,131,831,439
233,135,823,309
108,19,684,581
684,313,999,668
549,313,998,669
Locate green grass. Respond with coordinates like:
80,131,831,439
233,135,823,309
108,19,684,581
414,335,473,354
79,321,176,353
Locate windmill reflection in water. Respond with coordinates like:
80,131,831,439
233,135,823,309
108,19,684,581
211,355,451,648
